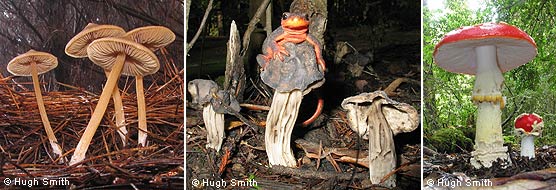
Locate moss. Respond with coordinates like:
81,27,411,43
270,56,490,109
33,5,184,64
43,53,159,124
428,127,473,153
459,125,475,140
504,135,518,147
215,75,225,87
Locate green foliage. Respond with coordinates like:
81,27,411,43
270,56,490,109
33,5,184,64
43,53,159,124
423,0,493,136
428,127,473,153
494,0,556,145
248,173,260,190
424,0,556,148
503,135,518,147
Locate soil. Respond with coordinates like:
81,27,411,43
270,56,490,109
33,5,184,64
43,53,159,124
423,145,556,189
186,22,421,189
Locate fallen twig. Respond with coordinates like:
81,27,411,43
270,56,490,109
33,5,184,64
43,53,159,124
268,165,368,181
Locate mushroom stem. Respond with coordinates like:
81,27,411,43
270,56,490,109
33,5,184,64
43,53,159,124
202,104,225,151
70,53,126,165
368,101,396,187
473,45,504,97
136,75,148,147
521,135,535,158
471,45,508,168
104,70,127,146
265,90,302,167
31,62,64,159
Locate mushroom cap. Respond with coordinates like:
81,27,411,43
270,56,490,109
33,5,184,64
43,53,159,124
65,23,126,58
434,22,537,75
187,79,219,107
515,113,543,136
124,26,175,51
341,91,419,137
87,37,160,76
7,50,58,76
258,42,324,92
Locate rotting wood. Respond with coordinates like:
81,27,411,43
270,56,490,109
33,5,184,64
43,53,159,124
224,21,246,102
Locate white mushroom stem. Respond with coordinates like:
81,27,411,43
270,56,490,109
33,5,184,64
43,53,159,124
30,62,64,159
471,45,508,168
265,90,302,167
70,53,125,165
202,104,225,151
521,135,535,158
136,75,148,147
104,70,127,146
473,45,504,97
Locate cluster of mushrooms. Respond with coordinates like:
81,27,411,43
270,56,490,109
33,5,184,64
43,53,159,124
188,27,419,187
6,23,175,166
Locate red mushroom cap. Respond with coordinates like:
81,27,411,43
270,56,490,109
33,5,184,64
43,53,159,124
434,22,537,75
515,113,543,135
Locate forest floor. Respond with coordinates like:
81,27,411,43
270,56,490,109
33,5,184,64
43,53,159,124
186,25,421,189
0,58,184,189
423,145,556,189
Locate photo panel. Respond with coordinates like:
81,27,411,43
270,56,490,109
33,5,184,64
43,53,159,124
424,0,556,189
0,1,183,189
186,0,421,189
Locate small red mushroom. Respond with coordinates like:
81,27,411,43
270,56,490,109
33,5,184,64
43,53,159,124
515,113,543,158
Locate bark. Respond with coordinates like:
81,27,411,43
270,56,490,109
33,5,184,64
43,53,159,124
224,21,245,102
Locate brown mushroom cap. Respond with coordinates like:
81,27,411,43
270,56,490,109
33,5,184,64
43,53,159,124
87,37,159,76
7,50,58,76
124,26,175,51
65,23,126,58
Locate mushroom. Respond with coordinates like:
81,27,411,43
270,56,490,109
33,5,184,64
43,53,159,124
258,41,325,167
434,22,537,168
7,50,64,159
341,91,418,187
187,79,237,152
514,113,543,158
69,37,158,165
65,23,128,146
124,26,175,146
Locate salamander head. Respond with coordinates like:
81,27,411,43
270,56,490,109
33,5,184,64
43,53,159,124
281,12,309,31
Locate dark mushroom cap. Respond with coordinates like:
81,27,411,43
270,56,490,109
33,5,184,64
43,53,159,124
259,42,323,92
87,37,159,76
7,50,58,76
125,26,175,51
434,22,537,75
65,23,126,58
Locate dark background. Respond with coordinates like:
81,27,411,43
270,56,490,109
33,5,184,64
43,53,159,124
0,0,184,93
